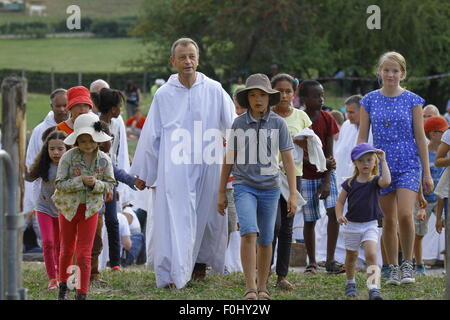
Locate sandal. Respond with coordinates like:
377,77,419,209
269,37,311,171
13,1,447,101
275,279,294,290
257,289,272,300
325,260,345,274
244,289,258,300
304,264,318,274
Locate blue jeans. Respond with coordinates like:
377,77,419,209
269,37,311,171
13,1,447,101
233,184,280,246
121,233,145,267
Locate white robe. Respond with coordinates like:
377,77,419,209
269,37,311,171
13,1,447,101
24,111,57,212
130,72,236,288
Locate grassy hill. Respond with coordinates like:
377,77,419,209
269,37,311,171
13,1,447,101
0,38,147,72
0,0,144,22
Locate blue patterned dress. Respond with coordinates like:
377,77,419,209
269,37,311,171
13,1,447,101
361,89,425,195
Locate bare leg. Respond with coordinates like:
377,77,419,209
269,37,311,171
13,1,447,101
379,192,398,265
256,243,273,293
414,234,424,264
396,189,417,261
241,233,257,299
345,250,358,280
303,221,316,264
326,207,339,262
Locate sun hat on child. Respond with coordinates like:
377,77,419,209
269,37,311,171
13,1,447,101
351,143,376,161
66,86,94,111
424,116,448,133
64,113,111,145
236,73,280,108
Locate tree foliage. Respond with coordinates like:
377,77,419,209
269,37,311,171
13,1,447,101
132,0,450,105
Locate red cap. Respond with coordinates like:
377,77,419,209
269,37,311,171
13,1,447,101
66,86,93,110
424,116,448,132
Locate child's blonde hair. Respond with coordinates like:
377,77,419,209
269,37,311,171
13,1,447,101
348,153,379,187
377,51,407,81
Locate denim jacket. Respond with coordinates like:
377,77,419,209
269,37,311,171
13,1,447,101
52,147,115,221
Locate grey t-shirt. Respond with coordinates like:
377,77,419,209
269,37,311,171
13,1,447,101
227,111,293,189
35,164,59,218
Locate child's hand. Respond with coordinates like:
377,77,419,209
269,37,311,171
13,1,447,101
326,157,336,170
82,175,96,187
417,208,426,221
105,192,113,202
418,196,428,209
318,181,331,200
287,194,298,217
135,178,146,190
436,218,445,234
337,215,348,225
422,176,434,195
374,149,386,162
217,191,228,216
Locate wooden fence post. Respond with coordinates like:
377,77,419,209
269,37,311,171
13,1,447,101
1,75,27,290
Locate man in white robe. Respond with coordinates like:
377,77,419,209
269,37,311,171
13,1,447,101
130,38,236,288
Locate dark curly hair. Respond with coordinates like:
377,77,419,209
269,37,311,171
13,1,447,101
26,131,70,182
91,87,125,114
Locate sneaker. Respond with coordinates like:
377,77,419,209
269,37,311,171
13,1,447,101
381,264,390,279
47,279,59,290
400,260,415,284
415,263,426,276
111,266,122,272
386,264,401,285
368,288,383,300
345,283,357,297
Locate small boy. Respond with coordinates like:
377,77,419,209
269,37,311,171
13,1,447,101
413,116,447,275
299,80,343,274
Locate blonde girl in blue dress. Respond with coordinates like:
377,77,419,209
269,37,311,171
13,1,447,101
357,52,433,286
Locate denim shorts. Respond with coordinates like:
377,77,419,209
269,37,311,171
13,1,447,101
233,184,281,246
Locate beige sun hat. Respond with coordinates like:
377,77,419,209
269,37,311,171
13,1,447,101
236,73,280,108
64,113,112,145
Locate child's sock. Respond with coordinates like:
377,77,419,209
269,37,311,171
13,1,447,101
347,279,356,285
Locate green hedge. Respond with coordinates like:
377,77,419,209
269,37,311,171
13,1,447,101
0,69,169,94
0,17,134,37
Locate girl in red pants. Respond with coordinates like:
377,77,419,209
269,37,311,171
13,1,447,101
53,106,115,300
27,130,70,290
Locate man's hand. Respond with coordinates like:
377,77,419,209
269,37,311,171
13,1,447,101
135,178,146,190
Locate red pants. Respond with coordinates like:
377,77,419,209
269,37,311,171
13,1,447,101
36,212,60,280
59,204,98,294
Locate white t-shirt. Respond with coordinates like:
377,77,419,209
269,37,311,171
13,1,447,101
118,213,131,252
123,206,141,235
441,129,450,145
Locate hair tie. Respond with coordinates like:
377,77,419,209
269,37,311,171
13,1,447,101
93,121,102,132
294,78,300,88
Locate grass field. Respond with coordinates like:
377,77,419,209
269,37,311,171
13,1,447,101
0,38,147,73
0,0,143,22
23,262,446,300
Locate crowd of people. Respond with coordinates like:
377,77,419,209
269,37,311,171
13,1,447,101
19,37,449,300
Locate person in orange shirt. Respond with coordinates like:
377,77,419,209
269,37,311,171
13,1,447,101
125,109,146,138
56,86,93,135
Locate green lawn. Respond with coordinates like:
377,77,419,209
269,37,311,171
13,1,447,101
0,38,147,73
23,262,446,300
0,0,143,22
